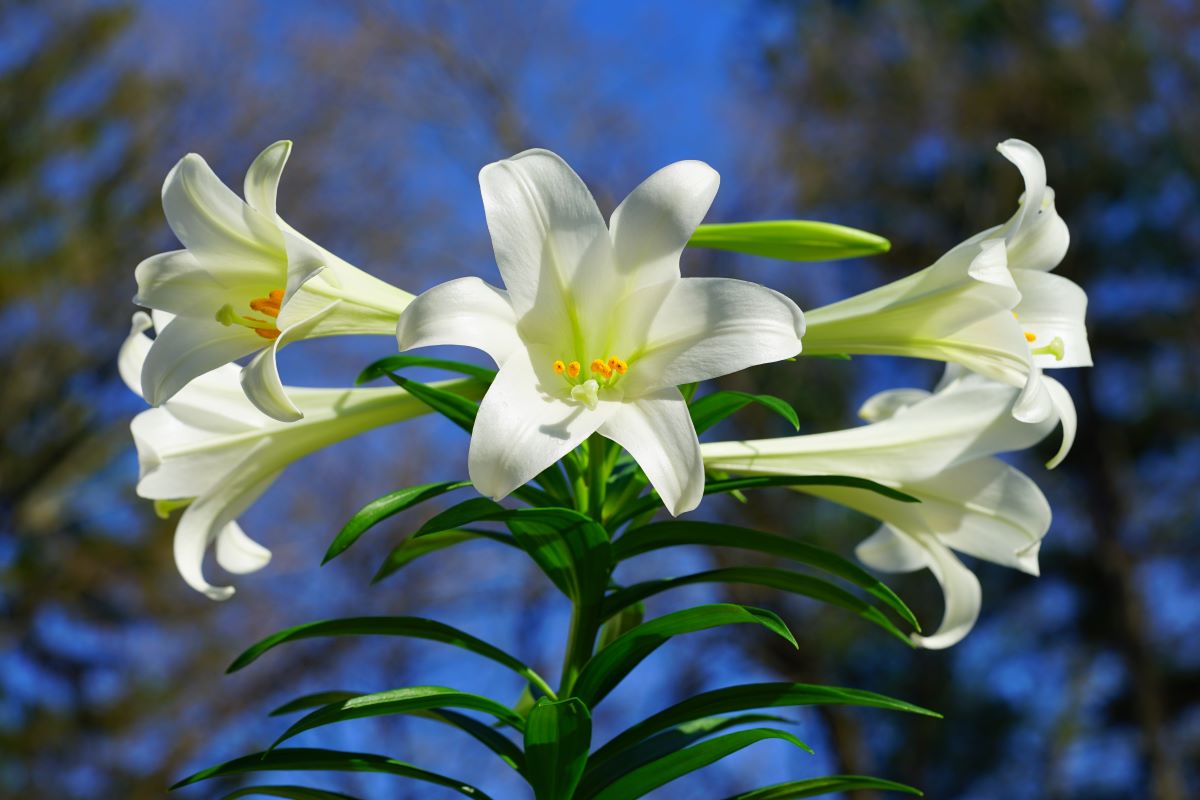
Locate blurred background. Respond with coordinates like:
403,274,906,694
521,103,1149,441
2,1,1198,797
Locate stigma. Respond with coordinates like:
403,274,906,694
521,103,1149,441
215,289,284,340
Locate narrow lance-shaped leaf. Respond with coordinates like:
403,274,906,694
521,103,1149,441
590,682,940,769
571,605,797,707
524,698,592,800
324,480,471,563
227,616,555,699
601,567,913,645
373,529,517,583
584,728,812,800
579,714,795,793
270,691,363,716
613,521,919,631
688,220,891,261
171,748,491,799
717,775,924,800
220,785,363,800
356,354,497,385
689,390,800,435
272,687,526,750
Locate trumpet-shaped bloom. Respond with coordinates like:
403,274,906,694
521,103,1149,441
802,140,1090,429
701,371,1060,648
135,141,414,422
120,312,466,599
397,149,806,514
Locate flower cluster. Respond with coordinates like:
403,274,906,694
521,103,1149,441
126,139,1088,648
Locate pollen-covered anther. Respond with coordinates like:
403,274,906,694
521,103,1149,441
249,289,284,318
590,358,612,379
566,361,581,379
553,360,566,375
607,356,628,375
1024,331,1037,343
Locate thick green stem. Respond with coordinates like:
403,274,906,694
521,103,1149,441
559,435,610,696
587,436,607,521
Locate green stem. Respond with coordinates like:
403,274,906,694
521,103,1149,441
559,435,610,695
587,435,606,521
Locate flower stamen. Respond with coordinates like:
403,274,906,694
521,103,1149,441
215,288,285,340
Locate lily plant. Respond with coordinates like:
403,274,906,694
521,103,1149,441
125,139,1092,799
397,149,806,514
802,139,1090,425
120,311,478,599
135,141,414,422
701,370,1060,648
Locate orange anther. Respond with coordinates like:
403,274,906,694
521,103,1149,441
553,360,566,374
253,328,281,340
609,357,628,375
1024,331,1037,343
566,361,581,378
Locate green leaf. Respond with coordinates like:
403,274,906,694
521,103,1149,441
356,354,496,385
415,497,508,536
273,686,525,749
591,682,939,768
718,775,924,799
614,521,919,631
383,373,480,433
688,220,891,261
571,605,796,707
524,698,592,800
689,391,800,435
704,474,918,503
227,617,554,698
170,748,490,798
220,786,362,800
323,480,471,563
601,567,912,645
607,474,917,529
270,691,363,716
578,714,793,794
373,529,516,582
503,508,612,603
414,709,525,772
597,601,644,650
586,728,811,800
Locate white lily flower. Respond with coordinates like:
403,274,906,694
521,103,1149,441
701,371,1060,648
802,139,1090,428
135,141,414,422
120,312,457,600
397,149,806,514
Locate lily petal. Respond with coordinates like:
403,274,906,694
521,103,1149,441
396,277,522,367
243,140,291,219
215,521,273,575
133,249,236,316
1043,376,1078,469
599,388,703,516
141,315,263,406
468,347,615,501
625,277,805,395
161,153,282,275
173,451,280,600
240,301,342,422
119,312,155,397
609,160,719,288
910,536,983,650
856,524,930,573
997,139,1070,272
478,148,610,319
